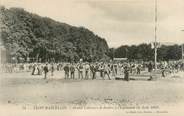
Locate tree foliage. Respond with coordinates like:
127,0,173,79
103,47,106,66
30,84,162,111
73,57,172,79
0,6,109,62
113,43,182,61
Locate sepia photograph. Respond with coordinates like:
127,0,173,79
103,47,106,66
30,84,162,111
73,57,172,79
0,0,184,115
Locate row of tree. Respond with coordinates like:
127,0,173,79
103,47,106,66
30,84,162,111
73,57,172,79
0,6,109,63
110,44,182,62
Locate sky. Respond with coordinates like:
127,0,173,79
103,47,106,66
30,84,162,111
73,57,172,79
1,0,184,48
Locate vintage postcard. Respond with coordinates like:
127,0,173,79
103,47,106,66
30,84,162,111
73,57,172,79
0,0,184,115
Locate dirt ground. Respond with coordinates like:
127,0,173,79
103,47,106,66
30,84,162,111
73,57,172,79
0,71,184,107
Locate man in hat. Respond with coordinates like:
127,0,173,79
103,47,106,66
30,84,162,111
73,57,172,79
124,64,130,81
77,63,84,79
147,62,153,80
70,63,75,79
90,63,96,80
43,63,49,79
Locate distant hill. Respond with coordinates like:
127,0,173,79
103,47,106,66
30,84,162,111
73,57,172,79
0,6,109,62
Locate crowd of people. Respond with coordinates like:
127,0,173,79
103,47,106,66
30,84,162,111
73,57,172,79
1,60,184,81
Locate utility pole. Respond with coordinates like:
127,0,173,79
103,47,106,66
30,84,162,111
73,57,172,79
182,30,184,62
182,44,184,61
154,0,158,70
112,48,114,61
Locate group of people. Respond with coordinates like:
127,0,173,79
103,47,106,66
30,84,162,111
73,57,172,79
42,62,113,80
1,60,184,81
40,61,184,81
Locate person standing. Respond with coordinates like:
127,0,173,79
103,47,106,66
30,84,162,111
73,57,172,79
37,63,41,75
136,64,141,75
161,62,166,77
77,63,84,79
85,62,90,79
34,64,39,75
94,63,99,79
43,64,49,79
64,64,70,79
99,64,104,78
104,64,111,80
124,65,130,81
111,64,116,77
51,63,55,76
31,63,36,75
90,64,96,80
120,64,124,75
147,62,153,80
70,63,75,79
114,64,118,75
